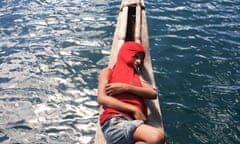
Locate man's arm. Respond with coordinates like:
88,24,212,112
105,77,157,99
97,68,146,121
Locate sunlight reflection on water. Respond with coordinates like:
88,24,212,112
1,0,240,143
0,0,115,143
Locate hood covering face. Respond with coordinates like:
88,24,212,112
117,41,145,67
109,41,145,85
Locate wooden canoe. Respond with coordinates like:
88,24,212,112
95,0,164,143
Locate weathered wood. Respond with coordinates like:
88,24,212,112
135,2,141,43
95,0,164,143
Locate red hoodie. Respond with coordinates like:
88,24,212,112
100,41,147,125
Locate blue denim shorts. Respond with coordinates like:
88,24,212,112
101,115,144,144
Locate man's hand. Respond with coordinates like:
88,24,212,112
105,83,128,96
132,107,146,122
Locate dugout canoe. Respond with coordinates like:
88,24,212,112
95,0,164,143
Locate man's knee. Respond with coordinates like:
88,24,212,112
149,129,165,144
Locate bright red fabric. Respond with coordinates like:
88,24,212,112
100,41,147,125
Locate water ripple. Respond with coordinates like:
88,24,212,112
0,0,116,143
1,0,240,143
147,0,240,143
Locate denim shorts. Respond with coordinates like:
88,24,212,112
101,115,144,144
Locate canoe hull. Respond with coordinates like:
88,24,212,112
95,0,164,143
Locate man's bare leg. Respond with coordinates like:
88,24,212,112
135,141,145,144
133,124,165,144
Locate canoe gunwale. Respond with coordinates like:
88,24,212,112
120,1,145,11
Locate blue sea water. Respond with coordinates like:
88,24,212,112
0,0,239,143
